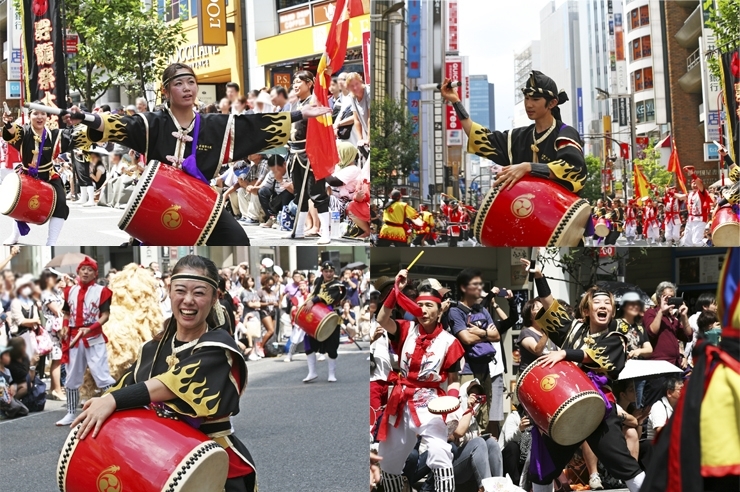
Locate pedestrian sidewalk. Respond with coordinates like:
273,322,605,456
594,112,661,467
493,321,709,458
242,221,367,245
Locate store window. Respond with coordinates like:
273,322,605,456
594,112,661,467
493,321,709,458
644,99,655,122
632,39,641,61
630,9,639,30
643,67,653,89
629,6,650,30
642,36,651,57
159,0,199,21
277,0,307,10
631,35,651,61
634,69,643,91
636,101,645,123
640,6,649,25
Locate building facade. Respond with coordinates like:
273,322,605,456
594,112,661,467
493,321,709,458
513,41,541,128
467,74,495,202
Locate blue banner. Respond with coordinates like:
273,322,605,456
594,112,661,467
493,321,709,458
408,90,420,138
576,87,584,136
407,0,421,79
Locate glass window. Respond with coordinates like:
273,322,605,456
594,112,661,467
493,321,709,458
645,99,655,122
642,36,651,57
632,39,641,61
164,0,179,21
643,67,653,89
634,70,643,91
630,9,640,30
636,101,645,123
640,5,649,25
631,72,635,92
277,0,307,10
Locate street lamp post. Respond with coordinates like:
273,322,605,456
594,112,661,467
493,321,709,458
596,88,637,200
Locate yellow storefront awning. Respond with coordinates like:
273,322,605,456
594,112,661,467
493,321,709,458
256,14,370,67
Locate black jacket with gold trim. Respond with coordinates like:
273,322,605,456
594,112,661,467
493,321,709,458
535,298,627,380
1,124,91,181
87,111,295,181
466,119,586,193
311,276,347,307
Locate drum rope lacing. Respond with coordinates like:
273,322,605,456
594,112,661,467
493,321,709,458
530,118,557,162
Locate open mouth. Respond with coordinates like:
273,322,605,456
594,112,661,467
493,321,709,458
595,310,608,322
180,309,198,320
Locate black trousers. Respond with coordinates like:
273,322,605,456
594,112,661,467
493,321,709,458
412,234,435,246
258,187,294,218
288,152,329,213
502,440,522,484
48,177,69,219
306,327,340,359
206,210,250,245
376,238,408,247
530,407,642,485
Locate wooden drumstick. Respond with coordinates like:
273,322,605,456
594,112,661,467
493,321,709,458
406,251,425,271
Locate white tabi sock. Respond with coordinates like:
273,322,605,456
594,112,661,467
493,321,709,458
625,471,645,492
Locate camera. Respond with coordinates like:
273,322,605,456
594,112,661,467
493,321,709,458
667,296,684,307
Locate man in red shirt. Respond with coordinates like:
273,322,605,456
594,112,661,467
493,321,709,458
641,281,691,407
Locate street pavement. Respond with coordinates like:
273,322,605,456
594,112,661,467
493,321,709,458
0,345,370,492
0,201,364,246
423,235,660,247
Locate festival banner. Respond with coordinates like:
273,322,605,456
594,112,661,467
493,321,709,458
306,0,350,180
719,48,739,162
667,141,687,194
22,0,68,128
633,163,651,199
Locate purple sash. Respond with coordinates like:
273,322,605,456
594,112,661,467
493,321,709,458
179,114,208,184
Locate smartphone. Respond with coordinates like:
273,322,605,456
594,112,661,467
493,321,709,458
667,296,684,307
497,289,509,297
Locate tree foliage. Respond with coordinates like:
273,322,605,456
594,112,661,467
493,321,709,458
581,155,604,203
707,0,740,79
370,98,419,197
65,0,184,108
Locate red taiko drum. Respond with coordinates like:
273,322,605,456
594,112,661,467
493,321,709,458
711,207,740,246
516,361,605,446
473,176,591,246
295,302,339,342
119,161,224,245
594,218,610,237
57,408,229,492
0,172,56,224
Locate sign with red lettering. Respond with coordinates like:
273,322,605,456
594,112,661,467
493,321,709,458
445,57,463,145
447,0,458,51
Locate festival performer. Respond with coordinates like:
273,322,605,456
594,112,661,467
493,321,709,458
440,71,586,194
411,204,437,246
300,261,346,382
605,199,624,245
70,255,256,492
642,197,660,246
662,187,682,246
376,269,465,492
440,197,470,247
2,105,93,246
524,261,645,492
714,146,740,209
681,166,714,247
378,189,423,247
62,63,330,245
286,71,333,244
643,248,740,492
284,279,309,363
624,199,639,245
55,256,117,426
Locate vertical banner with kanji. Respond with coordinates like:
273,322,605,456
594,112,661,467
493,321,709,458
22,0,67,128
407,0,421,79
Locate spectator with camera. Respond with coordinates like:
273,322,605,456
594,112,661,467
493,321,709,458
254,154,294,230
643,282,691,367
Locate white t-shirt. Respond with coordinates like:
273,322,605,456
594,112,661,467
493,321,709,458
488,341,504,377
647,396,673,440
370,326,391,382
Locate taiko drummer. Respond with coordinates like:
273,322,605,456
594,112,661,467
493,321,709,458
2,103,92,246
71,255,257,492
524,259,646,492
440,71,586,195
62,63,330,246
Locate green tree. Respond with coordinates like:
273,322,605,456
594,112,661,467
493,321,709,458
707,0,740,78
635,141,673,194
581,155,603,203
114,9,186,105
370,98,419,197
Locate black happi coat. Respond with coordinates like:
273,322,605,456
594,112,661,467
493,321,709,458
467,120,587,194
89,110,293,180
109,328,254,472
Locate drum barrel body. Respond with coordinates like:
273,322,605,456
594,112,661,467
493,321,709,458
57,408,229,492
0,173,56,225
594,218,610,238
473,176,590,247
711,207,740,246
119,162,224,246
516,361,606,446
296,302,339,342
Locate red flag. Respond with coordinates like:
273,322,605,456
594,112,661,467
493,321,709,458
349,0,370,17
667,141,687,194
306,0,350,180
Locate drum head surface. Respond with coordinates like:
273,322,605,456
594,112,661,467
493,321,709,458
553,200,592,246
164,441,229,492
550,392,605,446
0,172,20,213
712,222,740,246
427,395,460,415
315,312,340,342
